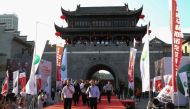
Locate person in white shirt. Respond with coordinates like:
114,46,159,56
86,80,100,109
61,79,75,109
105,81,113,103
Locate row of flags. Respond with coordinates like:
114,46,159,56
0,1,185,106
1,59,53,96
12,71,25,95
128,0,184,104
1,23,57,95
1,33,67,97
1,69,51,96
156,0,183,103
128,21,150,92
1,70,26,96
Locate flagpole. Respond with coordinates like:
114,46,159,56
147,18,151,103
146,20,152,109
171,3,175,103
32,21,39,107
133,39,135,100
35,21,38,93
146,15,151,102
28,21,38,108
148,33,151,102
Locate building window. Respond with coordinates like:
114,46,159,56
92,21,95,27
113,21,119,27
75,21,80,27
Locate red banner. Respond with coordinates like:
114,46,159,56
1,71,9,96
1,77,9,96
153,76,164,93
19,72,26,92
56,46,64,81
171,0,182,92
56,38,65,88
128,48,137,89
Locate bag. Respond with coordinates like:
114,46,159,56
81,88,86,93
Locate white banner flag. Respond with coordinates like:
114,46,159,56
12,70,19,95
25,31,47,95
156,84,173,103
178,72,188,96
140,35,150,92
163,74,172,86
61,48,68,81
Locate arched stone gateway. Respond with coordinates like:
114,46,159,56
55,5,148,89
66,44,133,89
86,64,116,86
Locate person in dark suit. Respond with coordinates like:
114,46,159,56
73,80,80,105
95,80,102,103
105,81,113,103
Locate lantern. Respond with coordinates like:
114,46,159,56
55,32,61,37
139,14,145,19
148,30,152,35
60,15,66,20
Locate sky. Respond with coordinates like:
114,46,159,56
0,0,189,44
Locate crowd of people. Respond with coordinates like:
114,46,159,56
0,90,50,109
0,78,177,109
59,79,114,109
0,93,26,109
0,78,116,109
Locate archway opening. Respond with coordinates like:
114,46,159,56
86,64,116,88
91,70,114,84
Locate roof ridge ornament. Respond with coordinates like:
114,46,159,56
124,3,129,11
77,4,81,11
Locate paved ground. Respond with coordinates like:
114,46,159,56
135,98,149,109
135,98,188,109
45,96,188,109
45,96,125,109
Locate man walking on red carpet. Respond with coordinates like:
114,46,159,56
61,79,75,109
86,80,100,109
105,81,113,103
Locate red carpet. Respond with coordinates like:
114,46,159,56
45,96,125,109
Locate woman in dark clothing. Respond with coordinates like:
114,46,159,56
81,81,87,105
73,80,81,105
51,88,55,101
